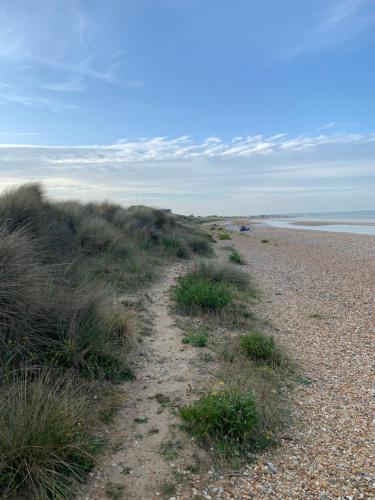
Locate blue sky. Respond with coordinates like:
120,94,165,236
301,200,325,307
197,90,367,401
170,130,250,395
0,0,374,214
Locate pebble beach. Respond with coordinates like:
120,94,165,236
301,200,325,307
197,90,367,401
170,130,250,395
190,225,375,499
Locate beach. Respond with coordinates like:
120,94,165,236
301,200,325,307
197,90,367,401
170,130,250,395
205,225,375,498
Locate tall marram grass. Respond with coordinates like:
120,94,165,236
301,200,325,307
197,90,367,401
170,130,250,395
0,182,212,498
0,371,99,499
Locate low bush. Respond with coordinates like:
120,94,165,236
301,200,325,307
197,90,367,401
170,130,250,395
175,274,233,312
180,390,261,455
218,231,231,240
196,259,249,290
229,250,244,265
240,331,281,364
187,237,213,256
0,372,99,499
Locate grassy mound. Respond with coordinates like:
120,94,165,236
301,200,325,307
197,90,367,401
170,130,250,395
0,182,212,497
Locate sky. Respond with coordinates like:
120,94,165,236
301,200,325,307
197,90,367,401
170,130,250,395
0,0,374,215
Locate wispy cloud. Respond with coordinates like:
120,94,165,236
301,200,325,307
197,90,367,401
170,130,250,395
0,129,374,215
43,78,86,93
1,131,370,163
284,0,375,60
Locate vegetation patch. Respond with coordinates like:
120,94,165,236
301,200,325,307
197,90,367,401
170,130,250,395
0,372,100,499
175,274,233,312
229,250,245,265
180,390,267,456
0,182,212,497
309,312,325,320
240,331,282,365
218,231,231,240
182,330,208,347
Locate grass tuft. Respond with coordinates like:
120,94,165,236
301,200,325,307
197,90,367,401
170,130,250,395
180,390,266,455
175,274,233,312
240,331,281,365
229,250,245,265
0,372,99,499
218,231,231,240
182,330,208,347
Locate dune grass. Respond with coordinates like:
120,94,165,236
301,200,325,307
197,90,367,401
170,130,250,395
0,371,100,499
0,182,212,498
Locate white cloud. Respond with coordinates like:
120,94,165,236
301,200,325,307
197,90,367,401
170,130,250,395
0,130,374,215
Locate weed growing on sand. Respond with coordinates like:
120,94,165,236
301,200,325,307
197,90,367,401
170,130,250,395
229,250,245,265
182,329,208,347
240,331,282,365
261,239,269,243
218,231,231,240
309,312,325,320
180,390,268,456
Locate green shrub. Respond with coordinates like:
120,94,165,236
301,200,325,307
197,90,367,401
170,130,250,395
187,237,213,256
229,250,244,265
240,332,281,364
180,390,259,454
0,372,99,499
218,232,231,240
175,274,232,312
196,259,249,290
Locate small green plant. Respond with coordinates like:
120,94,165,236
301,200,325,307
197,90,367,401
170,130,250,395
182,331,208,347
240,331,281,364
261,239,269,243
309,312,325,320
158,479,177,497
180,390,262,455
175,273,233,312
229,250,244,265
218,232,231,240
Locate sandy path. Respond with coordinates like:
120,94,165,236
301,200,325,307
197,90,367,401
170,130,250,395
83,264,207,500
188,226,375,499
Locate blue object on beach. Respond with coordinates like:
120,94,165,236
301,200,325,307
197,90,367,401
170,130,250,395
240,225,249,232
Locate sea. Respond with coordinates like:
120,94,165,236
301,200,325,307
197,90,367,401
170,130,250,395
264,210,375,236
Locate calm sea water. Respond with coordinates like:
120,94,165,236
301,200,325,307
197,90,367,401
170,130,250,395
264,210,375,236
